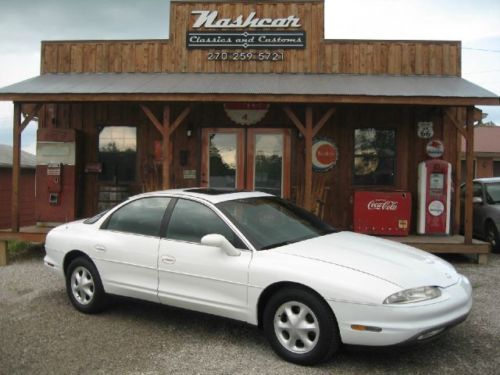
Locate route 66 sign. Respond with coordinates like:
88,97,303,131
417,122,434,139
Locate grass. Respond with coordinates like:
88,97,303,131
7,240,44,261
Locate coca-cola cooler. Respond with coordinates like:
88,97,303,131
353,191,412,236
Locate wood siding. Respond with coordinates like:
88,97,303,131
38,102,460,231
0,169,36,229
41,2,460,76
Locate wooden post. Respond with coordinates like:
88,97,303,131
304,107,314,211
162,105,171,190
11,103,21,232
0,241,7,266
454,125,462,234
464,107,474,245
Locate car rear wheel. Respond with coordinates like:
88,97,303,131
263,287,340,365
485,221,500,253
66,257,106,313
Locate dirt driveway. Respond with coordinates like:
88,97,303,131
1,250,499,375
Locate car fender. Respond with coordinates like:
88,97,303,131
247,250,400,325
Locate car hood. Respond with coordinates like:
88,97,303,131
273,231,459,289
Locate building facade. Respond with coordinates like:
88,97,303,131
0,0,498,242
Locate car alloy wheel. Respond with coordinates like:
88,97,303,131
66,257,106,314
263,287,340,365
274,301,320,354
70,266,95,305
486,222,500,252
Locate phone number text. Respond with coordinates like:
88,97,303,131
207,51,285,62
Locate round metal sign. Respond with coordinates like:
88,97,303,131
312,138,338,172
223,103,269,126
426,139,444,158
428,200,445,216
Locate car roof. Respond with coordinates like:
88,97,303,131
131,188,273,204
474,177,500,184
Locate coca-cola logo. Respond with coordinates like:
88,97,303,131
367,199,398,211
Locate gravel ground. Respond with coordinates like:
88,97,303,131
1,249,499,375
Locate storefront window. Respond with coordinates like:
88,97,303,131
353,128,396,185
98,126,137,183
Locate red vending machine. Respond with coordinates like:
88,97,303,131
353,191,412,236
36,129,79,225
417,160,452,235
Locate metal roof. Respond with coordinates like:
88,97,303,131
0,73,498,105
0,144,36,168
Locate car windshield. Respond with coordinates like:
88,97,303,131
485,182,500,204
216,196,335,250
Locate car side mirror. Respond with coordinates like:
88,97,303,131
472,196,483,204
201,234,241,257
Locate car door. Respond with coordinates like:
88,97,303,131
157,198,252,322
93,196,171,302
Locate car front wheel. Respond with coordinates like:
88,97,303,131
263,287,340,365
485,221,500,253
66,257,106,313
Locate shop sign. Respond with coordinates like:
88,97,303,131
191,11,301,29
187,31,306,49
417,121,434,139
426,139,444,158
224,103,269,126
312,138,338,172
188,10,306,51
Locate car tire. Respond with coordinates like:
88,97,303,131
263,287,340,365
485,221,500,253
66,257,106,314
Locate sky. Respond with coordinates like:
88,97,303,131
0,0,499,154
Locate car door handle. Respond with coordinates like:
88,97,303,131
94,245,106,252
161,255,176,264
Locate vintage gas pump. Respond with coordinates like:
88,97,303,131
417,159,452,235
36,129,79,225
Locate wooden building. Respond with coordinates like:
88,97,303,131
0,145,36,229
0,0,499,263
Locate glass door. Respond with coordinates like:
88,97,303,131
201,128,245,189
247,129,291,198
201,128,290,197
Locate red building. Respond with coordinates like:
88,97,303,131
0,144,36,229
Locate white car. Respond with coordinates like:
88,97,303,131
44,189,472,365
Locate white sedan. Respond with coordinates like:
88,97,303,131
44,189,472,365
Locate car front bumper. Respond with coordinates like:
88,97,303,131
329,275,473,346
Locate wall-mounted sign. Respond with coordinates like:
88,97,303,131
426,139,444,158
224,103,269,126
183,170,197,180
187,31,306,49
84,162,102,173
188,10,306,53
312,138,338,172
417,121,434,139
191,11,301,29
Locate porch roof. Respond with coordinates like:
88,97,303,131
0,72,498,105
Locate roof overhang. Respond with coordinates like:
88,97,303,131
0,73,498,106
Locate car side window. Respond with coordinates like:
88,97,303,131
165,199,246,249
473,183,483,198
104,197,171,237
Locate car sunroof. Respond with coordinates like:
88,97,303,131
184,188,244,195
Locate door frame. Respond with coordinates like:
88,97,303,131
246,128,291,198
201,128,245,189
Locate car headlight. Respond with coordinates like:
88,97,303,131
383,286,441,304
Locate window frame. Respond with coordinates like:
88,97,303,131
161,197,251,251
352,127,397,187
97,125,138,183
100,196,172,238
